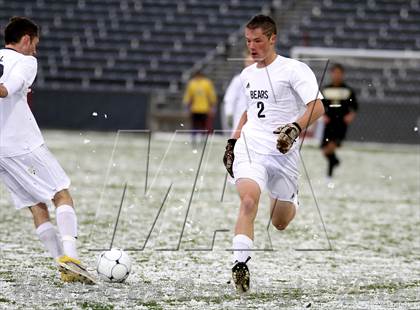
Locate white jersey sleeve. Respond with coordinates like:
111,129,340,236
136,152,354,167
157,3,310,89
290,61,323,105
2,56,37,94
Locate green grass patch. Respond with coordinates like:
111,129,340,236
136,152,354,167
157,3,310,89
0,270,15,282
80,301,114,310
137,300,163,310
359,280,420,292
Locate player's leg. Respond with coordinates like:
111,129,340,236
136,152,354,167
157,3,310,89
29,202,50,227
321,125,339,177
0,148,95,283
230,140,267,292
196,113,208,141
232,178,261,292
322,141,339,177
49,177,96,283
0,162,65,259
234,178,261,256
53,188,96,284
191,113,199,146
270,198,296,231
267,151,299,230
16,145,79,260
53,189,96,284
52,189,78,259
29,203,64,259
205,111,214,133
321,122,347,178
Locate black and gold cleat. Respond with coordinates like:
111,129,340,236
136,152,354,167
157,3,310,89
231,257,250,293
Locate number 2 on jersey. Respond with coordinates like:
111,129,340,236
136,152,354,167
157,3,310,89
257,101,266,118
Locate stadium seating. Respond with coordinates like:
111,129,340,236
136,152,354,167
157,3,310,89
293,0,420,51
1,0,419,131
282,0,420,107
0,0,272,92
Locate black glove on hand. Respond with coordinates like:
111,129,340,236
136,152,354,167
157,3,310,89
223,138,237,177
273,122,301,154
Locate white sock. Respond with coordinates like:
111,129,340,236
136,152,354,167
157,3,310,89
232,234,253,263
56,204,78,259
36,221,63,259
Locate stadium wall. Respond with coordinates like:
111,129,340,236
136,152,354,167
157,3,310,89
32,90,150,131
347,102,420,144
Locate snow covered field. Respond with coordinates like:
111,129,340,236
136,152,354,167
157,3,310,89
0,130,419,309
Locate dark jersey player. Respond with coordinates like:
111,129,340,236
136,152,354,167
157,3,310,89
321,63,358,178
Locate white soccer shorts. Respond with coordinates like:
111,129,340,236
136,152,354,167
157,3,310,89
0,144,71,209
232,139,299,204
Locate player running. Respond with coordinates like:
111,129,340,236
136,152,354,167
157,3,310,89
0,17,95,284
223,15,324,292
321,63,358,179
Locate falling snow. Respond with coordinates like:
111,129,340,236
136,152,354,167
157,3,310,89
0,131,418,309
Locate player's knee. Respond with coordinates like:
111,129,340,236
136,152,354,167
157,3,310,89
30,203,48,212
240,196,258,217
271,219,289,231
53,189,73,207
29,204,51,227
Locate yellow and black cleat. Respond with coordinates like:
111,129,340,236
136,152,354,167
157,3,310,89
57,255,97,285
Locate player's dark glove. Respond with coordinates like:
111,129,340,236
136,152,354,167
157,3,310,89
223,138,237,178
273,122,301,154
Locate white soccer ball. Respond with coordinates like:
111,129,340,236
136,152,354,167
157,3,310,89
96,248,132,282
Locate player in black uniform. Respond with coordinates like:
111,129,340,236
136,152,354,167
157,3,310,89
321,64,358,178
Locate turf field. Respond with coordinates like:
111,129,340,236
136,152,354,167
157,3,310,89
0,130,419,309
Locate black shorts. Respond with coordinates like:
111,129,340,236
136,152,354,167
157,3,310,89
191,113,208,131
321,122,348,147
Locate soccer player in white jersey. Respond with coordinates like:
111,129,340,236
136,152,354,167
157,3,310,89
223,15,325,292
223,52,254,132
0,17,95,284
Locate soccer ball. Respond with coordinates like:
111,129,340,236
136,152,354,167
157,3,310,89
96,248,132,282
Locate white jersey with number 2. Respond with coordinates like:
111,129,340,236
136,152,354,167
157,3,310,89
239,55,323,155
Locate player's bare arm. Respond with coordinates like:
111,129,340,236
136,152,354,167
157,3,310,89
232,111,247,139
295,99,325,130
274,99,324,154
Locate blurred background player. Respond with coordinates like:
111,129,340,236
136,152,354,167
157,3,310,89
183,70,217,145
223,51,254,134
223,15,324,292
321,63,358,178
0,17,95,284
